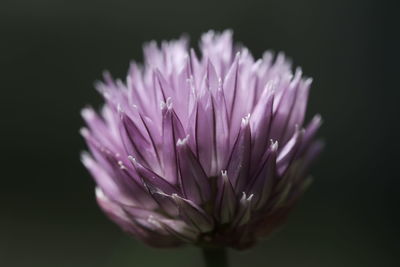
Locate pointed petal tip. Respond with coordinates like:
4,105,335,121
304,77,313,85
160,97,173,111
81,107,95,120
295,67,303,77
79,127,89,137
95,186,106,198
240,192,254,205
128,155,138,166
247,194,254,202
176,135,190,147
270,140,279,151
314,114,323,124
81,152,94,168
241,114,251,126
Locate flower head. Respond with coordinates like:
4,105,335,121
81,30,323,249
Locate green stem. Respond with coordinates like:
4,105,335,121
202,248,229,267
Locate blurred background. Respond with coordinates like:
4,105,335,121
1,0,399,266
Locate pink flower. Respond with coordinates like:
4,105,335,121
81,30,323,249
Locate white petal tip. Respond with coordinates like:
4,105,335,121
81,108,95,119
176,135,190,147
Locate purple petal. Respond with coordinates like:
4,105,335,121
226,115,252,193
176,136,211,204
161,99,186,184
250,82,275,166
216,171,237,223
129,156,178,195
248,141,278,210
231,193,253,228
171,194,214,232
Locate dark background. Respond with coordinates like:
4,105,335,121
1,0,399,266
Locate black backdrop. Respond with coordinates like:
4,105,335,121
1,0,399,266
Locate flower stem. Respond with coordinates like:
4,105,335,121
202,247,229,267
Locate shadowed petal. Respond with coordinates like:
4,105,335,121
171,194,214,232
161,99,186,184
226,115,252,193
129,156,178,195
176,136,211,204
215,170,237,224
